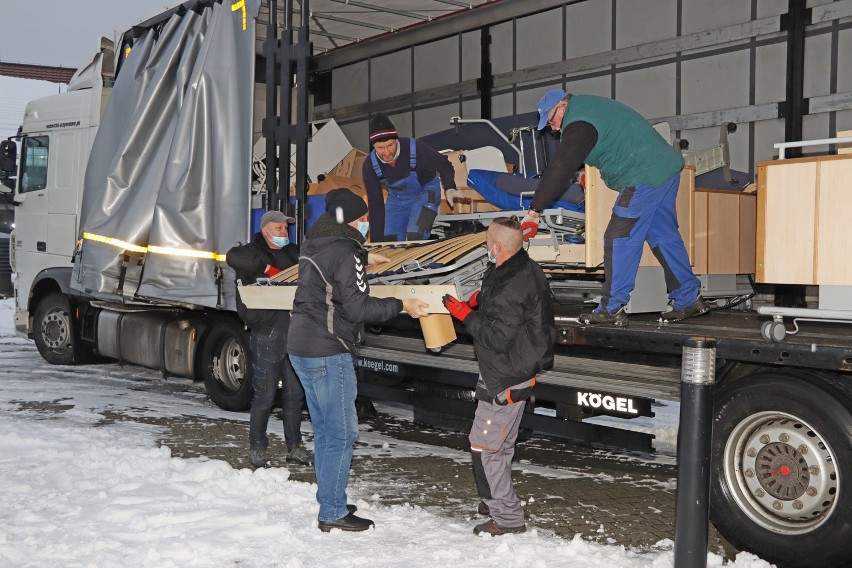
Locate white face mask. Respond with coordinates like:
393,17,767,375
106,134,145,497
357,221,369,238
487,245,498,264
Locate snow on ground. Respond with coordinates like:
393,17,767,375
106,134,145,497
0,299,773,567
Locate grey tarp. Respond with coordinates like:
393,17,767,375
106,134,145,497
71,0,260,310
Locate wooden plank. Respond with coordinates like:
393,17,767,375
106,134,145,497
707,192,740,275
527,242,586,264
816,159,852,284
738,194,757,274
758,161,817,284
693,191,709,274
238,284,457,313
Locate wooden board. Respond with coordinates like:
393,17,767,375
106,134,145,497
692,189,756,275
238,284,456,313
816,159,852,284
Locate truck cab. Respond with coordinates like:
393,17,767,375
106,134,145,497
1,41,113,341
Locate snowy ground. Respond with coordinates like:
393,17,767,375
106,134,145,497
0,299,773,567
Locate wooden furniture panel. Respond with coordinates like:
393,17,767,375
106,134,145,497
756,161,817,284
691,189,756,275
585,166,694,269
816,159,852,284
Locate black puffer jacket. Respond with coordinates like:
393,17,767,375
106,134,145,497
287,213,403,357
226,232,299,332
463,248,555,400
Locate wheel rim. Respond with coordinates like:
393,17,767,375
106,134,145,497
211,337,246,392
41,307,70,352
724,411,839,534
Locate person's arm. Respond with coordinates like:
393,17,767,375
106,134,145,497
529,121,598,213
417,141,457,191
363,158,386,241
333,247,404,323
226,243,264,274
463,293,527,355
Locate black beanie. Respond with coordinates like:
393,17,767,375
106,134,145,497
325,188,368,223
369,113,398,145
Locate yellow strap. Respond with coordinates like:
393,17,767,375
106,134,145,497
82,232,226,262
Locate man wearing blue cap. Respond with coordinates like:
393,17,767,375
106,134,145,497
523,90,708,326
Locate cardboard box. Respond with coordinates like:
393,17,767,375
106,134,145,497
290,174,368,200
328,148,369,183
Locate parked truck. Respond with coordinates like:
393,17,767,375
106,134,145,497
2,2,852,567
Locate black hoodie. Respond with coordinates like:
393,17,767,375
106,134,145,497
288,213,403,357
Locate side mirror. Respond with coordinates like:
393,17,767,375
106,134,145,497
0,140,17,177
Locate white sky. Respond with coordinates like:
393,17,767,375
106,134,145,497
0,1,181,68
0,299,774,567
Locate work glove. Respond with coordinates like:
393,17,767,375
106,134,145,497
442,294,472,322
467,290,481,309
264,264,282,277
521,214,539,241
444,188,462,208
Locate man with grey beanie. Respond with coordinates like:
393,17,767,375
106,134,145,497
226,210,313,468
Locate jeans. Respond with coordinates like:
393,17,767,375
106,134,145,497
249,327,305,453
289,352,359,522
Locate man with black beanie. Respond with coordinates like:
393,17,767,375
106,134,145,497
288,188,430,532
362,113,459,242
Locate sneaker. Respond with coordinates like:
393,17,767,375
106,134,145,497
287,445,314,466
473,519,526,536
659,295,710,323
578,306,628,327
249,448,269,469
318,513,375,533
477,501,490,516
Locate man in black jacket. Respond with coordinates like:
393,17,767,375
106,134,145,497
226,211,312,468
443,217,555,536
288,188,429,532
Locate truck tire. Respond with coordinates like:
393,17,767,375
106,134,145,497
710,374,852,568
200,322,252,411
33,293,77,365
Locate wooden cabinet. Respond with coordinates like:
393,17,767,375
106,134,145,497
693,189,756,275
757,154,852,285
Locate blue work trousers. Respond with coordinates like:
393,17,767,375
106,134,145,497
600,171,700,312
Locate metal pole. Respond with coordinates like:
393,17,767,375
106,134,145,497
783,0,808,159
294,0,312,244
674,336,717,568
263,0,279,212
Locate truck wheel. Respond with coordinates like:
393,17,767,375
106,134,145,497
33,293,76,365
711,374,852,568
201,322,252,411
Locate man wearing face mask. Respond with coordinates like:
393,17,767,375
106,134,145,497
289,188,430,532
363,113,459,242
442,217,555,536
226,211,313,469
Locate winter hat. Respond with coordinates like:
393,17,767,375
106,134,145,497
260,210,295,227
369,113,398,145
325,188,368,223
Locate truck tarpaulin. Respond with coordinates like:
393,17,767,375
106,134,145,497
71,0,260,310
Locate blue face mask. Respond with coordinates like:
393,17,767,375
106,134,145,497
487,245,498,264
271,235,289,247
357,221,369,238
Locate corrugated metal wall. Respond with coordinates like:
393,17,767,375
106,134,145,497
314,0,852,177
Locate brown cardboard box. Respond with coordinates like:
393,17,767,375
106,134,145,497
328,149,369,183
291,174,368,200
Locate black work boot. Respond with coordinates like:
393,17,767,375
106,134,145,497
318,513,374,532
249,448,269,468
578,306,628,327
473,519,526,536
477,501,490,516
659,295,710,323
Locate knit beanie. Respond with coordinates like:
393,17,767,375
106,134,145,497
369,113,398,145
325,188,368,223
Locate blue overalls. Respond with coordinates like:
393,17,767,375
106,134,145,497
371,138,441,241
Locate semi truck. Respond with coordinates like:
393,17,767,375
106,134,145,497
2,2,852,567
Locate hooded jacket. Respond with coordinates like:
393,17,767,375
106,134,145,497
287,213,403,357
226,232,299,332
463,248,555,401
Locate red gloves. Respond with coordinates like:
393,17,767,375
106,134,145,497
442,294,472,322
264,264,282,277
521,220,538,241
468,290,480,309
